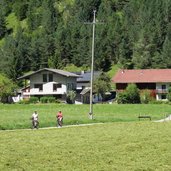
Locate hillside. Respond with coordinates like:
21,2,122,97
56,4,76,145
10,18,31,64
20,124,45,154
0,0,171,81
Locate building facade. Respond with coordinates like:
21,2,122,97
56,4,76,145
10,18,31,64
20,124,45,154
18,68,80,100
113,69,171,100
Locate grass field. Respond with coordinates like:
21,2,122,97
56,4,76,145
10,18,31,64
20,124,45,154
0,103,171,130
1,122,171,171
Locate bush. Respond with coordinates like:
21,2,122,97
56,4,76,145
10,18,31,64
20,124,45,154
48,97,56,103
55,99,61,103
126,84,140,103
28,97,39,104
40,96,56,103
140,90,151,104
66,91,76,104
18,99,30,104
40,97,48,103
149,100,165,104
117,84,140,104
167,86,171,101
117,92,129,104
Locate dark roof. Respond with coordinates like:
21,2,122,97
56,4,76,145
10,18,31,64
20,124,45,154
18,68,80,80
77,71,101,82
113,69,171,83
80,88,90,95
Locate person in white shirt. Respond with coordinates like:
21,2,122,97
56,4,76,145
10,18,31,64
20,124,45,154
31,111,39,129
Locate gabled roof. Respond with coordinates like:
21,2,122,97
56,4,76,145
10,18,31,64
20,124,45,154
77,71,101,82
112,69,171,83
18,68,80,80
80,88,90,95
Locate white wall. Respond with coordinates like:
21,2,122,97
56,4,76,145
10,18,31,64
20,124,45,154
156,83,171,100
77,82,89,90
156,83,170,90
27,71,76,95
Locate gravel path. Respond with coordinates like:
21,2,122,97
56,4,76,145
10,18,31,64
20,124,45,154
154,114,171,122
0,123,104,132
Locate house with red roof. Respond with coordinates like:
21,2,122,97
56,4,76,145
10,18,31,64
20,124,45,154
112,69,171,100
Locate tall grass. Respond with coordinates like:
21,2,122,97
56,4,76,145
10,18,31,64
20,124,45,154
0,122,171,170
0,103,170,130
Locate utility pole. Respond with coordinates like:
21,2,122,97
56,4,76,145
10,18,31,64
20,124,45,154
85,10,103,119
89,10,96,119
84,10,97,119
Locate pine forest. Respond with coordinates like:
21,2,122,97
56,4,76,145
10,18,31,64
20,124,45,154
0,0,171,81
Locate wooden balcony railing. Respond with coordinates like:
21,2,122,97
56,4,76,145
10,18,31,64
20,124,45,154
155,89,168,94
116,89,168,94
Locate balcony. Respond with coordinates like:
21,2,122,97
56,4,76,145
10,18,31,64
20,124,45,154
156,89,168,94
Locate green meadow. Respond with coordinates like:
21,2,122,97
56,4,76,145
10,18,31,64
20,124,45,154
0,103,171,130
1,122,171,171
1,104,171,170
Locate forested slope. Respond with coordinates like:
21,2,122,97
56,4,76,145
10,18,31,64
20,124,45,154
0,0,171,81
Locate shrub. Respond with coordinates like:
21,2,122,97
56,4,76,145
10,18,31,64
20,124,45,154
117,92,129,104
117,84,140,104
48,96,56,103
149,100,165,104
18,99,30,104
126,84,140,103
28,97,39,104
40,96,56,103
55,99,61,103
167,86,171,101
66,91,76,104
40,97,48,103
140,90,152,104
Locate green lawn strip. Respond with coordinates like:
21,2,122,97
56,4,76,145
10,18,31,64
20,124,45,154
0,104,170,130
0,122,171,171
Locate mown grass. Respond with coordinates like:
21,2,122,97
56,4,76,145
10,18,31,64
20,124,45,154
0,122,171,171
0,103,171,130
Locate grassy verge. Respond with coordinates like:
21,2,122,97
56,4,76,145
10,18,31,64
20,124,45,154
0,122,171,170
0,103,171,130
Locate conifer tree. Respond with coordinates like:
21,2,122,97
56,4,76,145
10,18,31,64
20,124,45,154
0,12,7,39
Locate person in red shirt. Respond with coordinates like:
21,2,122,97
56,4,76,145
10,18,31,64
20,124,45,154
56,110,63,128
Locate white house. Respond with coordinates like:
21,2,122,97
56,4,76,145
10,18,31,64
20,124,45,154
18,68,80,100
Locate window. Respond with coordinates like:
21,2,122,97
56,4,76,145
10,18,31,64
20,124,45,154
43,73,53,82
43,74,47,82
161,94,166,100
53,84,62,91
67,83,75,91
34,84,43,91
49,74,53,82
162,85,166,90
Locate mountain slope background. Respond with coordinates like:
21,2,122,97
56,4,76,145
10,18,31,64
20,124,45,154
0,0,171,81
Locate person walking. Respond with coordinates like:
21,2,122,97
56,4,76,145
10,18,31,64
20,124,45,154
31,111,39,129
56,110,63,128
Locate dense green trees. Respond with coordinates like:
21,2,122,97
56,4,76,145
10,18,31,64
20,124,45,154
0,74,16,103
0,12,7,39
93,72,111,100
1,0,171,81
